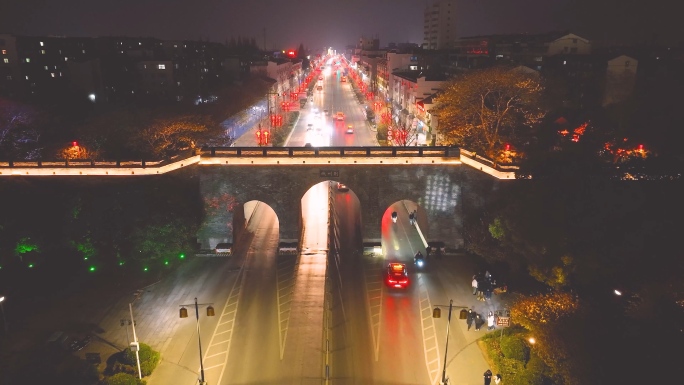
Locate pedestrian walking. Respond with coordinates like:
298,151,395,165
477,279,487,301
487,311,495,331
485,270,492,280
466,309,474,331
472,276,478,295
475,314,484,331
494,374,502,384
483,369,493,385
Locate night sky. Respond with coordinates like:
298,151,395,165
1,0,680,50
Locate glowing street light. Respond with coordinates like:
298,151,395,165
528,337,536,345
0,296,7,332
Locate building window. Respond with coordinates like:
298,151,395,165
158,64,165,69
563,60,567,65
1,49,6,54
25,58,30,63
40,41,44,46
82,49,86,54
177,81,181,86
143,64,147,69
3,58,7,64
25,75,29,80
65,57,68,61
44,65,48,70
41,50,45,54
572,39,577,43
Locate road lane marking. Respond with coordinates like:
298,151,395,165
199,259,247,385
418,277,442,385
276,253,299,359
363,257,383,361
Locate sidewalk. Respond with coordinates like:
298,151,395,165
434,253,512,385
231,118,267,146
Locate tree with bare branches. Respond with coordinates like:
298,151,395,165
0,98,42,159
434,66,546,159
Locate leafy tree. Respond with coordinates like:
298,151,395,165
137,115,211,157
14,237,39,262
122,343,160,377
104,372,146,385
129,218,194,264
434,66,546,159
73,108,152,159
57,142,97,159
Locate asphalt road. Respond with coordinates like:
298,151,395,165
286,65,376,147
329,187,439,385
78,177,497,385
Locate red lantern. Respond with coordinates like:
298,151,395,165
255,129,263,145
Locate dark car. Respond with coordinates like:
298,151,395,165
69,334,92,352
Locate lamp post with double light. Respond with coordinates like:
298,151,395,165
433,300,469,385
180,298,215,385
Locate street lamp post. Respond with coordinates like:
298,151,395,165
441,300,453,385
180,298,215,385
129,303,143,379
0,296,7,333
433,300,469,385
266,91,280,137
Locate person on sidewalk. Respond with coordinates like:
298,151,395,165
494,374,502,384
487,311,495,331
477,280,487,301
472,276,478,295
483,369,493,385
466,309,475,331
475,313,485,331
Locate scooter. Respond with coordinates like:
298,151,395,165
391,211,398,223
414,251,425,268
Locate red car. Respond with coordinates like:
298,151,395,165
385,263,409,289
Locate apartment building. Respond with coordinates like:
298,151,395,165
423,1,458,50
0,34,246,103
451,31,591,71
391,70,448,143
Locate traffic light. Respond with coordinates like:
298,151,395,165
263,130,270,144
387,128,393,141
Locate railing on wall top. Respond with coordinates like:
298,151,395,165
0,151,197,169
199,146,460,158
